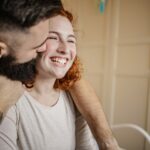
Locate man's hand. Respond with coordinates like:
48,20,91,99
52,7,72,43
100,137,122,150
0,76,23,121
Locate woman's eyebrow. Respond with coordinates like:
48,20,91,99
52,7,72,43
49,31,76,39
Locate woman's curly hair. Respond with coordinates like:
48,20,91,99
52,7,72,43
23,9,82,90
54,56,81,90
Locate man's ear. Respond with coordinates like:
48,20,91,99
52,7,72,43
0,42,8,58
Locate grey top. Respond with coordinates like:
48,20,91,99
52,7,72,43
0,90,99,150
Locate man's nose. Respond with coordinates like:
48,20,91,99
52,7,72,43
36,43,47,52
57,41,69,54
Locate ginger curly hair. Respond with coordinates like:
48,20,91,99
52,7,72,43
23,9,82,90
54,56,81,90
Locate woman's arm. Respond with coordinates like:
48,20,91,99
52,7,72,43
69,78,120,150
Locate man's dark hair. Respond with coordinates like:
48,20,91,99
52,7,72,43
0,0,63,31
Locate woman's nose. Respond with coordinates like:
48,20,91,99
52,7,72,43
57,41,69,54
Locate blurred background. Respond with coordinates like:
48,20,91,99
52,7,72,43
62,0,150,149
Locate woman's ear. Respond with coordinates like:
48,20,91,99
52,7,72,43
0,42,8,58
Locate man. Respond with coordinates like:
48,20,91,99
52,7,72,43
0,0,120,149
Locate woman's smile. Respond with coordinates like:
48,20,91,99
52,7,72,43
50,56,68,66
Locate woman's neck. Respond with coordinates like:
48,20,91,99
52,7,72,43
27,76,60,107
34,77,55,94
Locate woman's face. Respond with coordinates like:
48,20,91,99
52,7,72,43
37,15,76,79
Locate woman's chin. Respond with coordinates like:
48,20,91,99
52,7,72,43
53,69,69,79
55,73,66,79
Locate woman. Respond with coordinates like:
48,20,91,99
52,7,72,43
0,8,98,150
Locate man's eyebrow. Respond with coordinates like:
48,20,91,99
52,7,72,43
32,38,48,49
49,31,76,39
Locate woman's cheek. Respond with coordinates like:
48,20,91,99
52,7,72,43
72,48,77,60
46,40,58,52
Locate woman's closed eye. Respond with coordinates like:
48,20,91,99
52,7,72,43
68,40,75,43
68,38,76,44
48,36,58,40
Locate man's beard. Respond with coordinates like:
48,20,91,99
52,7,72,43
0,55,37,83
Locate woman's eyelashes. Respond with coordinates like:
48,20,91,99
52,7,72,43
47,34,76,45
48,36,58,40
68,38,76,44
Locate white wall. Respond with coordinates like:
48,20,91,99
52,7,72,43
62,0,150,149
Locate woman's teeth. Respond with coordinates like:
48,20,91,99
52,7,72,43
51,57,67,65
